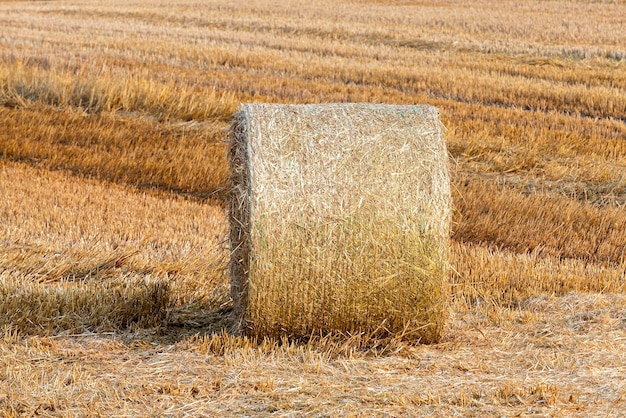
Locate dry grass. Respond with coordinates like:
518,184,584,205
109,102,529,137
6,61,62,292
0,60,238,122
0,161,230,335
230,104,450,342
0,0,625,415
0,293,624,416
453,175,626,264
0,105,231,201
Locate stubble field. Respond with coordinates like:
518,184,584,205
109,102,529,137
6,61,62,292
0,0,625,416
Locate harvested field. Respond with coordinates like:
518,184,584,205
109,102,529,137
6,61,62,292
0,0,625,415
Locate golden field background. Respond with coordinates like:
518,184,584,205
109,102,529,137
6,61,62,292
0,0,625,415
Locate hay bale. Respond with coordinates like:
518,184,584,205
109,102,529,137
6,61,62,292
229,103,450,343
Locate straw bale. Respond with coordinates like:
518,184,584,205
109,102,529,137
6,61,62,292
229,103,450,343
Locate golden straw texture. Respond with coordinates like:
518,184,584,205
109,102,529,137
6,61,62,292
230,103,450,343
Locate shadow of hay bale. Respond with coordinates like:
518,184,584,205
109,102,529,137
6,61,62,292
0,276,170,334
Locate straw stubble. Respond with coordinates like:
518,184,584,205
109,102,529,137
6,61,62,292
230,103,450,343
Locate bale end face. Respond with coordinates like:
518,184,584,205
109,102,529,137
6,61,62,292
229,103,450,343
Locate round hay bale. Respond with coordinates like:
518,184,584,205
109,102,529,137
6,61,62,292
229,103,450,343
